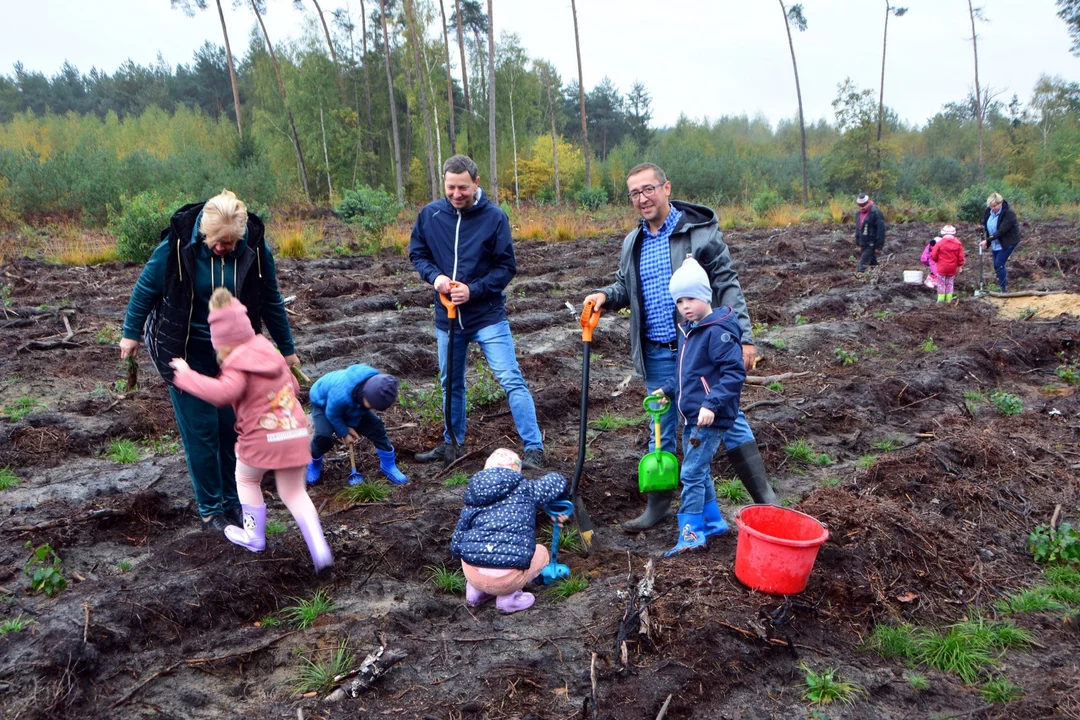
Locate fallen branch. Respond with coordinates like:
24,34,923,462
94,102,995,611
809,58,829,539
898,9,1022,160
2,508,127,533
889,392,939,412
741,400,783,413
109,661,184,709
325,647,408,701
184,630,296,666
655,694,673,720
745,371,810,386
987,290,1065,298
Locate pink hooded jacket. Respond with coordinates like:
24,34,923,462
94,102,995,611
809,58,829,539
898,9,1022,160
920,243,938,276
172,335,311,470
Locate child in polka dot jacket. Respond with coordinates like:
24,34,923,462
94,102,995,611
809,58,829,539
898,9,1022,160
450,448,568,614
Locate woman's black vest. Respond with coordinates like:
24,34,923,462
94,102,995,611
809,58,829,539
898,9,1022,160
144,202,267,385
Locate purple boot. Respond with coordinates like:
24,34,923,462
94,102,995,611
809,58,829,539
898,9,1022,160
466,582,495,608
496,590,535,614
295,510,334,572
224,504,266,552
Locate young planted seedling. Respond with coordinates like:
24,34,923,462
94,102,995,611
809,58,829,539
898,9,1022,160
820,477,841,488
337,479,392,504
104,439,141,464
873,436,903,452
856,455,877,471
280,589,336,630
590,412,643,431
426,564,466,594
24,542,67,597
265,520,288,537
258,615,282,628
549,573,588,599
920,337,938,353
0,468,19,490
906,673,930,692
800,664,863,706
989,390,1023,417
834,348,858,366
442,471,469,488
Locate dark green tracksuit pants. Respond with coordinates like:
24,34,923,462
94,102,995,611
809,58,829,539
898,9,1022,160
167,347,240,518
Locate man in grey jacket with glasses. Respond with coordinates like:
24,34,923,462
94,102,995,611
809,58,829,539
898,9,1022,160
583,162,776,532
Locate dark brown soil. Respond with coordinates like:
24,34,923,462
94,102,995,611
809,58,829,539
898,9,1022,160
1,218,1078,719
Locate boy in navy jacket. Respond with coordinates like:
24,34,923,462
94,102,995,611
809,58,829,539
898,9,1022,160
305,364,407,486
653,257,746,555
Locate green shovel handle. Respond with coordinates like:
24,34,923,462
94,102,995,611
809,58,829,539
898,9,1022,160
642,395,670,419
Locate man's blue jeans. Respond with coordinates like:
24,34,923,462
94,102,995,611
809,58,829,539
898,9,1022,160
436,320,543,451
679,424,725,515
992,243,1018,292
643,340,754,455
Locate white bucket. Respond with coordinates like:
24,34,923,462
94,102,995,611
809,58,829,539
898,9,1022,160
903,270,924,284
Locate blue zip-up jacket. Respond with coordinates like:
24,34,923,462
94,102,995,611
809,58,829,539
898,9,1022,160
408,187,516,332
660,307,745,429
308,364,380,439
450,467,567,570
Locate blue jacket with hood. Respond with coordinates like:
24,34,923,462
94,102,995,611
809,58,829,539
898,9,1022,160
308,364,380,439
660,307,745,430
450,467,567,569
408,187,516,332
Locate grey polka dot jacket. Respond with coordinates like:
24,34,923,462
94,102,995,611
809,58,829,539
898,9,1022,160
450,467,568,569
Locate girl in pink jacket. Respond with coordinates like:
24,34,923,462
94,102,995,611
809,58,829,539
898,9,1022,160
920,237,940,289
170,288,332,571
931,225,966,303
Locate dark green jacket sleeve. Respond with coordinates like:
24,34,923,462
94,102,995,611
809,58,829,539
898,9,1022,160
259,246,296,356
122,240,169,341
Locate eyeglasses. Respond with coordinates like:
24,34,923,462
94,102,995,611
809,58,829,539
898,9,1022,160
626,183,665,202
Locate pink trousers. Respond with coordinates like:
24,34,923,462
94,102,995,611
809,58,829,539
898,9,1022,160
461,544,550,596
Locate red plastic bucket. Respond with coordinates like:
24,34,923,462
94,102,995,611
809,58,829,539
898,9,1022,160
734,505,829,595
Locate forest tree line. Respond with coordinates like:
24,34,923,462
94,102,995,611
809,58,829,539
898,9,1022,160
2,0,1080,225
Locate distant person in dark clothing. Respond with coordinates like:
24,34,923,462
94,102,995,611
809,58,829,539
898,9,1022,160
855,193,886,272
120,190,299,532
980,192,1021,293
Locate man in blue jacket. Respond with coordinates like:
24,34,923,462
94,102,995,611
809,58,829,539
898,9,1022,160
409,155,546,469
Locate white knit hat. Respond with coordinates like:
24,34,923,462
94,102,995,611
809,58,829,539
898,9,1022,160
940,225,956,236
856,193,870,206
669,256,712,304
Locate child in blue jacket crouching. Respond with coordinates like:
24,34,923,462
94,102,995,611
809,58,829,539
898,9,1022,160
305,364,407,485
653,256,746,556
450,449,567,614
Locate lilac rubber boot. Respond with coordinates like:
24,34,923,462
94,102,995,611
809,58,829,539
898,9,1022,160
224,504,266,552
465,582,495,608
295,511,334,572
496,590,535,614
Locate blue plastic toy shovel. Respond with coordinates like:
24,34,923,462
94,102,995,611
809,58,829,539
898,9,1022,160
538,500,574,585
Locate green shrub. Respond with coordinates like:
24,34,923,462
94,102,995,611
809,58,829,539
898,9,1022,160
573,186,608,210
335,184,403,240
24,542,67,597
752,189,782,216
1028,522,1080,565
989,390,1023,416
108,191,178,263
956,183,1027,223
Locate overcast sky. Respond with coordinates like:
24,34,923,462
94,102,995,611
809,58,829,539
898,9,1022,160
2,0,1077,128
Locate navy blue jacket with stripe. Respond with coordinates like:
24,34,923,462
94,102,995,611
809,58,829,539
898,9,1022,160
660,307,746,430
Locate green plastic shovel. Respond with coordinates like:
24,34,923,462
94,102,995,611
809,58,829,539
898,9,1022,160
639,395,679,493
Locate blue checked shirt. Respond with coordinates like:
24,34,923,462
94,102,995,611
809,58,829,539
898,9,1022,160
639,206,683,343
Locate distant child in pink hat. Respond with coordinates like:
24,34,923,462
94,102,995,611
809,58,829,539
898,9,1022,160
931,225,965,303
170,288,332,571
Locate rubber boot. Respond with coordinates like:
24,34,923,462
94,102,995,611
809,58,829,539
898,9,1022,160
702,500,730,538
466,582,495,608
727,441,778,505
295,511,334,572
946,293,954,303
937,294,945,303
377,447,408,485
496,590,535,614
665,513,707,556
305,456,323,486
621,490,674,532
224,504,266,552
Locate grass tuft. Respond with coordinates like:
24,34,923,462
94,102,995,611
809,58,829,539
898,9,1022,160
280,589,336,630
906,672,930,692
864,624,919,660
442,471,469,488
265,520,288,537
290,638,355,696
3,395,46,422
714,477,750,504
590,412,643,431
979,677,1023,704
0,615,34,634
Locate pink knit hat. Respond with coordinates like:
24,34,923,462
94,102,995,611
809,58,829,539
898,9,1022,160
484,448,521,472
208,294,256,349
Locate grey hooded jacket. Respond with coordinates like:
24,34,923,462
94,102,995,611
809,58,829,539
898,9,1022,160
597,200,753,377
